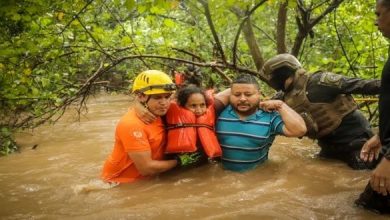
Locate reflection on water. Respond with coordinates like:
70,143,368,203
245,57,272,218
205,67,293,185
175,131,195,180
0,94,387,219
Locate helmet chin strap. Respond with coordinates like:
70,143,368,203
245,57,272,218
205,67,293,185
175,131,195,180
140,95,152,110
282,76,294,92
140,94,158,116
283,81,293,92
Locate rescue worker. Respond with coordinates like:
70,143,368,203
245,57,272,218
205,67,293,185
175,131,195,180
101,70,193,184
354,0,390,214
262,53,381,169
183,65,203,87
134,74,306,173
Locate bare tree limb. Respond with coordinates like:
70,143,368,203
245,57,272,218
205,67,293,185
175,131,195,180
75,16,114,61
333,9,357,77
230,0,267,71
102,2,151,68
199,0,227,64
59,0,94,34
172,47,232,82
292,0,345,56
277,0,288,53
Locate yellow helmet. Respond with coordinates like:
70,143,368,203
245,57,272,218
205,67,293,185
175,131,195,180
132,70,176,95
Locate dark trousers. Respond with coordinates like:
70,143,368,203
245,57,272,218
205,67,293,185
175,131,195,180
317,138,378,170
355,183,390,214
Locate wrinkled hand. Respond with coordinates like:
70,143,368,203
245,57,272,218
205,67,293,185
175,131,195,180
360,135,381,163
370,158,390,196
134,101,156,124
175,152,202,167
259,100,284,112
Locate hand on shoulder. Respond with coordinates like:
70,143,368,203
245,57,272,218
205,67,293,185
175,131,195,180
259,100,284,112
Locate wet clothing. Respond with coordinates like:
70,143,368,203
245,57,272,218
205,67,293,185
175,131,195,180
101,109,166,183
379,58,390,159
284,72,358,139
216,105,284,172
355,182,390,214
277,71,380,169
165,102,221,158
355,58,390,214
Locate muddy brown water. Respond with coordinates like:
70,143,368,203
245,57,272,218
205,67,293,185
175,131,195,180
0,94,388,219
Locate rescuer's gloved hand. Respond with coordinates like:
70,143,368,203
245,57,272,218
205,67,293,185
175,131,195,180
175,152,202,167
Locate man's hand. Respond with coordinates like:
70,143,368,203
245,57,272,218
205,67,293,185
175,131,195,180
176,152,202,166
360,134,381,163
259,100,284,112
370,158,390,196
133,101,156,124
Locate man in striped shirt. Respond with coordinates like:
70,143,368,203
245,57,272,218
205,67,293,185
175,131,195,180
215,74,307,172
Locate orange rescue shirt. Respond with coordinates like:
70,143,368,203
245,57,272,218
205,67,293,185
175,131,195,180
101,108,166,183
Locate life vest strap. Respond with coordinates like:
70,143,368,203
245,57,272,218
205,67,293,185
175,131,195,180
166,123,213,130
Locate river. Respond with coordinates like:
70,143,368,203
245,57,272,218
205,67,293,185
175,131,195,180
0,94,387,219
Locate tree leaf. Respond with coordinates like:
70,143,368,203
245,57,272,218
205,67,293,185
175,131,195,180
163,19,175,28
124,0,136,11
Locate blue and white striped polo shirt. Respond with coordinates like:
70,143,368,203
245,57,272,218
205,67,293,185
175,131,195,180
216,105,284,172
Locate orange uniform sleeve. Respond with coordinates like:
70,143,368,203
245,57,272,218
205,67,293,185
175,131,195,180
116,119,151,153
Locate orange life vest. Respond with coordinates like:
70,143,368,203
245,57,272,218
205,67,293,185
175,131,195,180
165,102,222,158
174,72,185,86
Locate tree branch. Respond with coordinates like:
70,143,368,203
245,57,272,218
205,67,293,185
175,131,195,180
59,0,94,34
75,16,114,61
199,0,227,64
276,0,288,53
292,0,345,56
171,47,232,82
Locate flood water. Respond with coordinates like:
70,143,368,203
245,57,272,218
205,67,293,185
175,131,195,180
0,94,388,219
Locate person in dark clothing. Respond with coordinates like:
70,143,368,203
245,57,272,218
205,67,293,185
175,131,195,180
354,0,390,214
183,65,203,87
262,54,381,170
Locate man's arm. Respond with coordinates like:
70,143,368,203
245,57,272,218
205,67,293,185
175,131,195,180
260,100,307,137
118,118,177,176
214,88,230,106
318,72,381,95
341,76,381,95
129,151,177,176
213,88,230,115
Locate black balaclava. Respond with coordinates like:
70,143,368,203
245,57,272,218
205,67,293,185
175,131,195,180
269,66,296,91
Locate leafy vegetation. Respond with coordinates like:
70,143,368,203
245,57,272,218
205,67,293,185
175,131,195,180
0,0,386,155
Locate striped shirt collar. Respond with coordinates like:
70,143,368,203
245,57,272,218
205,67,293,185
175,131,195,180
226,105,264,121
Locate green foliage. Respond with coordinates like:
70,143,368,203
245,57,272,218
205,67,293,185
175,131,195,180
0,127,17,156
176,152,202,167
0,0,386,154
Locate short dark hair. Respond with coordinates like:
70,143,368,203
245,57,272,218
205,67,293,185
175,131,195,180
177,85,208,107
231,74,259,89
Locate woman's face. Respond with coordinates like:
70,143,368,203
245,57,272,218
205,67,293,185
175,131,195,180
185,93,207,116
